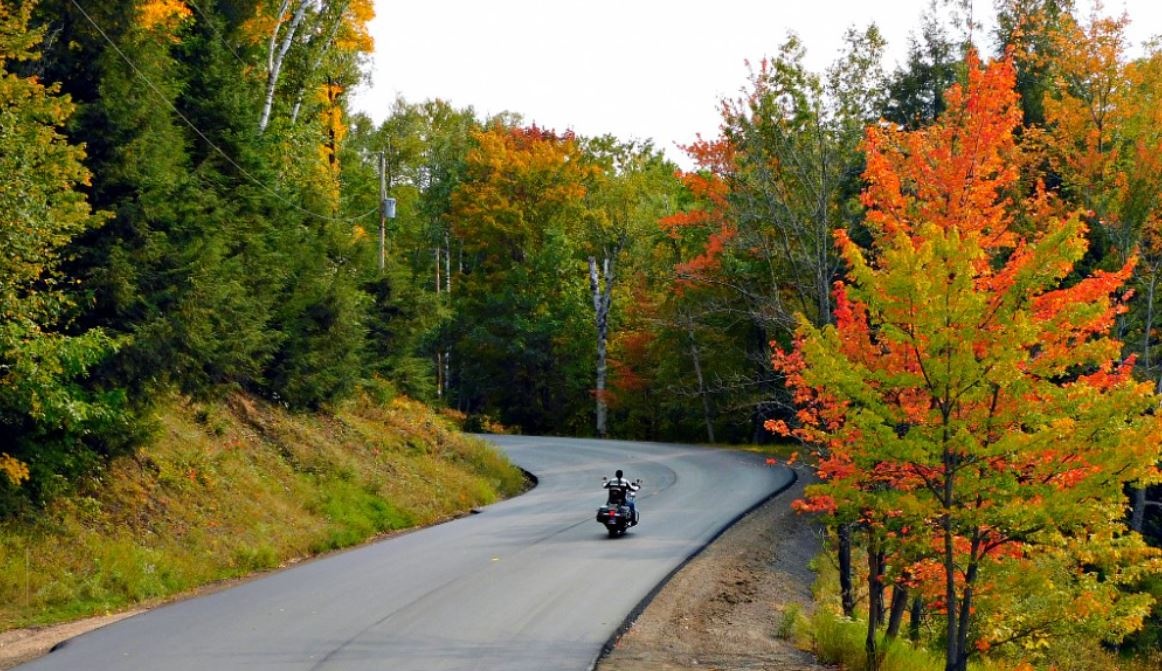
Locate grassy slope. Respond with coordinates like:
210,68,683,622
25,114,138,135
0,393,525,630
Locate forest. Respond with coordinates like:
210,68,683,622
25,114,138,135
2,0,1162,668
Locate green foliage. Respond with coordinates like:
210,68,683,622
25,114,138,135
883,9,964,129
0,0,130,509
265,253,369,409
307,480,413,552
447,124,599,433
807,610,945,671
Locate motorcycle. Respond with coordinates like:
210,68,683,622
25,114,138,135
596,477,641,537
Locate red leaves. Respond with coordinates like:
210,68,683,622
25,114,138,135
859,51,1023,258
774,51,1162,655
660,139,735,279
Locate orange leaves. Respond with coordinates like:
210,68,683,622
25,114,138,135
860,52,1023,257
792,495,837,514
608,330,655,396
0,453,30,485
660,138,734,278
316,80,346,176
776,47,1162,661
137,0,192,37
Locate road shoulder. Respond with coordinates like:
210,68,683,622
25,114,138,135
597,475,833,671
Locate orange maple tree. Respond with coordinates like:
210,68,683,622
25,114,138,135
658,136,736,281
772,52,1162,670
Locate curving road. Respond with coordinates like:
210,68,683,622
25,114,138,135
19,436,793,671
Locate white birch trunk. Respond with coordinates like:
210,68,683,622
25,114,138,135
259,0,309,133
289,1,347,125
685,316,715,443
589,256,614,438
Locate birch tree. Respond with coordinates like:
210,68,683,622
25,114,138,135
250,0,373,133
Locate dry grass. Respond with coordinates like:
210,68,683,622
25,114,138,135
0,393,525,631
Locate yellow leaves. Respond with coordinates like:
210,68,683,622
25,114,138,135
137,0,192,38
335,0,375,53
452,124,594,263
0,453,29,485
239,8,280,47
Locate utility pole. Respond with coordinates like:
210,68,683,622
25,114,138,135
378,151,387,272
378,152,396,272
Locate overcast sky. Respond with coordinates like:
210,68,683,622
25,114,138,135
350,1,1161,167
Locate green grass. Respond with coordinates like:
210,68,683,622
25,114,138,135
0,393,526,631
806,609,944,671
799,546,1162,671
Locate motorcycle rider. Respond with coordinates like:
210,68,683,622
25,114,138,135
603,469,640,523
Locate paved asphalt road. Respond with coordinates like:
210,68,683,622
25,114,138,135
20,436,794,671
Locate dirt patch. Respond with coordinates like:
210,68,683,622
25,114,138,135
598,475,833,671
0,611,142,670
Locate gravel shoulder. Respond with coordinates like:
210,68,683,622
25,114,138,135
0,611,141,670
597,475,834,671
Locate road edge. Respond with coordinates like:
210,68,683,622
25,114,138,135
0,467,541,670
587,464,799,671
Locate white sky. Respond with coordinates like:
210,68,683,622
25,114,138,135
351,1,1161,168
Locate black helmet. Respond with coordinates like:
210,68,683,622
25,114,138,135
615,469,623,478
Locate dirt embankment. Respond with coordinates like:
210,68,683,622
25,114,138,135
598,476,833,671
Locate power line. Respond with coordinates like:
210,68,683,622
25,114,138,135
67,0,378,224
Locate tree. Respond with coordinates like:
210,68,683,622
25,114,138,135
251,0,374,133
993,0,1076,126
884,5,962,129
773,53,1162,671
0,0,125,507
581,137,676,438
660,31,885,443
448,124,596,432
1037,7,1162,535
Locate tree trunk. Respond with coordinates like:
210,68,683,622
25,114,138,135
444,232,451,398
873,547,886,626
943,517,958,671
589,256,614,438
909,594,924,643
1142,270,1157,368
435,247,442,398
1132,270,1161,532
259,0,309,132
684,317,714,443
838,522,855,617
953,556,979,671
886,582,909,639
1132,486,1147,533
865,534,883,671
